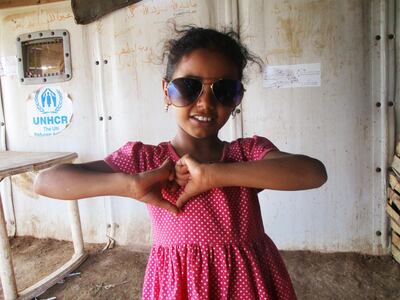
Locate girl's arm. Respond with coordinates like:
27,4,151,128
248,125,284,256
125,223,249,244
34,159,179,214
175,151,327,208
34,161,140,200
209,150,327,191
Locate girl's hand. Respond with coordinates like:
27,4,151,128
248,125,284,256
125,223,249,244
139,183,180,215
175,161,190,187
175,155,213,208
135,159,180,215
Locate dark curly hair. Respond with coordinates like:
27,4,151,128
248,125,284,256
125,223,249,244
162,25,262,81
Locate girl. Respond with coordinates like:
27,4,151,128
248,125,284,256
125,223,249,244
34,26,327,299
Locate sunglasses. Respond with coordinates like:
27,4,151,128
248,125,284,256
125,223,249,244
166,77,245,107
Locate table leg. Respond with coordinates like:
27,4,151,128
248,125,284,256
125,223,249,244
0,193,18,300
68,201,84,256
17,200,87,300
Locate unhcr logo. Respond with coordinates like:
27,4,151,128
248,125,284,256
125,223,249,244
28,86,72,137
31,87,70,130
34,88,63,114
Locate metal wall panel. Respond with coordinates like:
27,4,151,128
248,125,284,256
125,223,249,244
238,0,392,253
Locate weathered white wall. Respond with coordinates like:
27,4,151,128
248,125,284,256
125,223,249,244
0,0,393,253
240,0,378,252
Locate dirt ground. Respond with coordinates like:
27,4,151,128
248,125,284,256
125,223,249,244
0,237,399,300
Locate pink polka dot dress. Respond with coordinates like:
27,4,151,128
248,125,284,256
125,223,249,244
105,136,297,300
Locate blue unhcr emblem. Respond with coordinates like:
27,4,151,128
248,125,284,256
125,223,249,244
34,88,63,114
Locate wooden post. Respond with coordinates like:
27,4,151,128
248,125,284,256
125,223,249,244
0,191,18,300
68,201,84,256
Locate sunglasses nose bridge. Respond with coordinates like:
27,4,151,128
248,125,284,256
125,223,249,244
195,83,217,107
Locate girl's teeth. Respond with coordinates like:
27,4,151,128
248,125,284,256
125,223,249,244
193,116,212,122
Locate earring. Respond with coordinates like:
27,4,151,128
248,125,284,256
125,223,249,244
231,109,237,119
231,108,240,119
165,103,171,112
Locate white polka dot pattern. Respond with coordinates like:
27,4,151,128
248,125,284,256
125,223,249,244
105,136,297,300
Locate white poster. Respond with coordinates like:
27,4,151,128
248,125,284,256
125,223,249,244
27,87,73,137
263,63,321,89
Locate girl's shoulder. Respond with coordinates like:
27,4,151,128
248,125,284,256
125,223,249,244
117,140,170,154
104,141,170,174
225,135,278,162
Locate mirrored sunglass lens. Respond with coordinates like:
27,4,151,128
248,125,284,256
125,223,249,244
168,78,202,106
213,79,244,106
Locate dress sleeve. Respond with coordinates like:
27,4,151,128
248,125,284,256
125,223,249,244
245,135,279,161
104,142,145,174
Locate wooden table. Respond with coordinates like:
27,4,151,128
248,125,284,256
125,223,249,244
0,151,88,300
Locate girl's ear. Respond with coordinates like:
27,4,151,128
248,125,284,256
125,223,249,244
161,79,169,99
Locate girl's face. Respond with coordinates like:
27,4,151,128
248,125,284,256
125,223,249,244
163,48,240,140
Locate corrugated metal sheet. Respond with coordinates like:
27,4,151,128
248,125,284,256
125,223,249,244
0,0,394,253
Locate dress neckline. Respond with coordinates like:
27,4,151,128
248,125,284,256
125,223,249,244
167,141,228,163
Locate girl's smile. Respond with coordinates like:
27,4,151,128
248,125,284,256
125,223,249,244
190,115,214,122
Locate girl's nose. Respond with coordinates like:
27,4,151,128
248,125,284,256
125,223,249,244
196,85,216,109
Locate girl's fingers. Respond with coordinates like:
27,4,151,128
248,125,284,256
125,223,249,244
175,178,188,187
145,194,180,215
176,189,194,209
176,172,190,181
175,164,189,175
178,154,198,169
174,164,188,186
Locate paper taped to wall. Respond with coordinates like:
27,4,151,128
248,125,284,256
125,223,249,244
263,63,321,89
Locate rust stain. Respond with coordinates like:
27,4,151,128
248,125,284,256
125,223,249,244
267,0,337,61
12,172,38,199
277,16,304,57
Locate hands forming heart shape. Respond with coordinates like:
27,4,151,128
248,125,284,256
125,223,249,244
136,155,213,215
